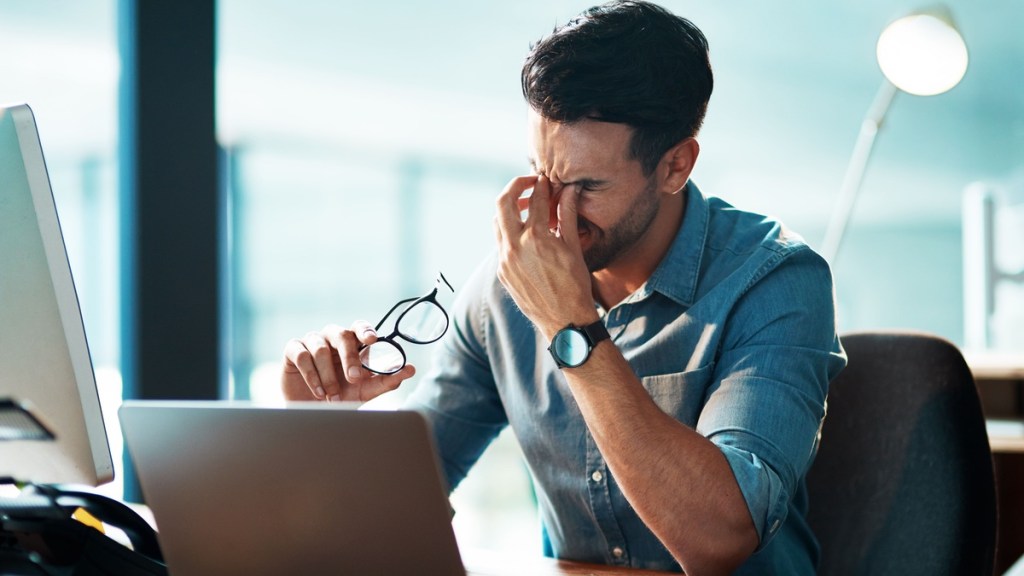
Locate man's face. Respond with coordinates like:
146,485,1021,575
527,109,661,273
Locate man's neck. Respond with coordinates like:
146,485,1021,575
590,190,686,310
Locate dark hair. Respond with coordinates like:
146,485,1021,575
521,1,713,176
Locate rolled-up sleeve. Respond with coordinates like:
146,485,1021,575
696,247,846,549
405,259,508,493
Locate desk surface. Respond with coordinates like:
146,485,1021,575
461,548,674,575
989,419,1024,453
966,352,1024,453
122,503,673,575
966,350,1024,381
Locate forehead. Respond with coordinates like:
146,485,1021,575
527,109,636,178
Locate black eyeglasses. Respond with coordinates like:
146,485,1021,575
359,272,455,375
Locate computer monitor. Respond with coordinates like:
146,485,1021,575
0,103,114,486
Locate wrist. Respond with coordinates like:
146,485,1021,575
541,311,601,342
548,319,610,369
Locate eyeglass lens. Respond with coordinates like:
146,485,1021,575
359,340,405,375
360,299,448,374
396,299,448,343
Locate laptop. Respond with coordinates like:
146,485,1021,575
118,401,466,576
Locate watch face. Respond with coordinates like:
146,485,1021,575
552,328,590,368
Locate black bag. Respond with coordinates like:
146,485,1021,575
0,484,166,576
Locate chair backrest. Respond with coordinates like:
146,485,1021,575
806,331,997,576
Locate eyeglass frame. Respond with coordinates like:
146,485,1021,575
359,272,455,375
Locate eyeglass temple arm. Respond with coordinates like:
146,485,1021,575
372,272,453,332
436,271,454,293
373,296,420,331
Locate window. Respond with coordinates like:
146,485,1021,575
217,0,544,554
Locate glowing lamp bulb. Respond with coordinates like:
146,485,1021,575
876,13,968,96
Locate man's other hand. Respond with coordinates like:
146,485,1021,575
280,322,415,402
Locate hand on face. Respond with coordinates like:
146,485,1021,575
280,322,415,402
493,175,598,339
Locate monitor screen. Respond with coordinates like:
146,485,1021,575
0,103,113,486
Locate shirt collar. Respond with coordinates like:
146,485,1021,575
635,180,708,307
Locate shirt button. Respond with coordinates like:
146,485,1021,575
591,470,603,483
612,547,624,559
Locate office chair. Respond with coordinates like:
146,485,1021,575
805,330,997,576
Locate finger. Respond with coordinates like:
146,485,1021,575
361,364,417,401
348,320,378,346
493,214,503,246
557,184,582,251
282,337,327,400
524,175,552,234
301,330,344,400
495,175,538,241
548,183,562,233
332,328,370,392
516,195,531,224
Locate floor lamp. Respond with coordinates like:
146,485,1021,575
820,7,969,264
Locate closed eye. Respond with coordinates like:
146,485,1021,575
574,179,608,194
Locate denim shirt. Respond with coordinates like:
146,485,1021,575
406,182,847,574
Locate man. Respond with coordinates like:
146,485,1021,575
281,2,846,574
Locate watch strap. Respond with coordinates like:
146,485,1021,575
580,319,610,348
549,319,609,369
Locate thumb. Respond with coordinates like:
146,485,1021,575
557,185,581,251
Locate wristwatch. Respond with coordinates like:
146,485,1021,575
548,319,610,369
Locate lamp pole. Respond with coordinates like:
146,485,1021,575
820,7,967,266
820,79,898,265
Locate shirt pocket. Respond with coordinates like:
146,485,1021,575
640,364,713,428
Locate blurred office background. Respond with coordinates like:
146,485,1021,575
2,0,1023,556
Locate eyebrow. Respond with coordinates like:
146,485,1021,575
526,157,610,188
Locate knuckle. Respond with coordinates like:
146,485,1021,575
319,373,340,391
339,329,361,349
312,344,333,362
293,346,313,365
283,338,302,356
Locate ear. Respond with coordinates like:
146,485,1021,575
656,138,699,195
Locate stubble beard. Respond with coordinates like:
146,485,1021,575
581,178,661,273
